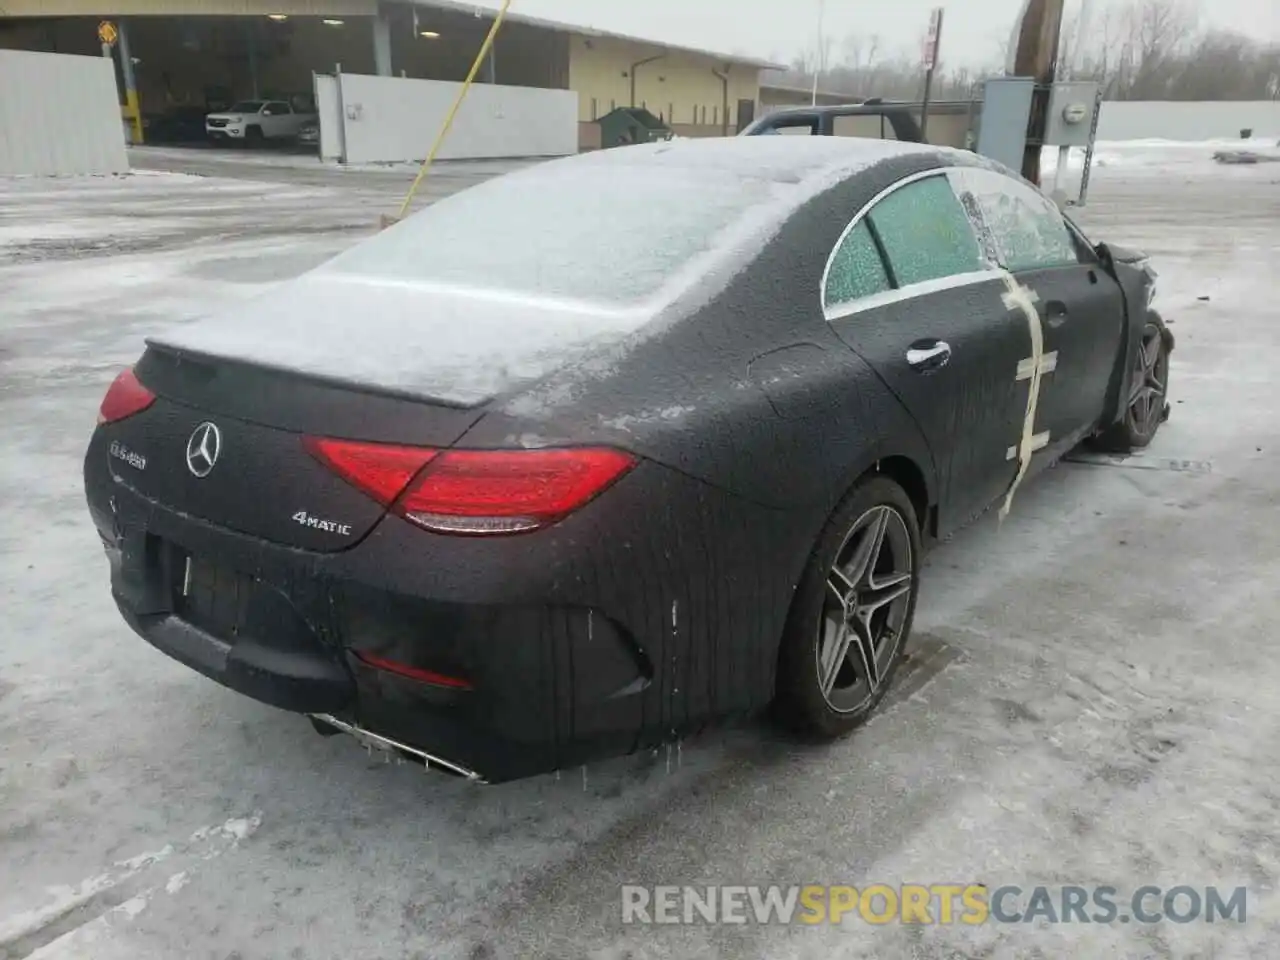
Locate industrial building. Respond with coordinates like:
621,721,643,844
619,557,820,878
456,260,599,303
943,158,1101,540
0,0,783,151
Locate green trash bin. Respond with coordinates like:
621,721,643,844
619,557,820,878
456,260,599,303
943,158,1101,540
596,107,673,148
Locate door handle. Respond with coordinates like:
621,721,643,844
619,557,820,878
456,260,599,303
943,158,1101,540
1046,300,1069,327
906,340,952,373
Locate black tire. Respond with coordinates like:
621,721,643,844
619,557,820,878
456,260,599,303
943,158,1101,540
1090,311,1173,453
775,475,922,739
244,126,264,145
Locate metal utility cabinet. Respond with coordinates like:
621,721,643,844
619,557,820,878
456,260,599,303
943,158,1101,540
974,77,1102,205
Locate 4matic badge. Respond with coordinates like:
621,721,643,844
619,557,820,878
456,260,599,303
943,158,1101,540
292,511,353,536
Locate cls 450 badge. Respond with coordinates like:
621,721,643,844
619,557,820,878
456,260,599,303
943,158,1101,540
292,511,352,536
109,440,146,471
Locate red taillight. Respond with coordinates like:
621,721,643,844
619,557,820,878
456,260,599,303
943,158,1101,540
304,437,438,506
98,368,155,424
304,437,636,536
400,448,636,535
355,651,473,690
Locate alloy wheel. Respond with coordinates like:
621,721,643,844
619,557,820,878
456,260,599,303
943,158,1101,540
816,504,914,714
1128,323,1168,437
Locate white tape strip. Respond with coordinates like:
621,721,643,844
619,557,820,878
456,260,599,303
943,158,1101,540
999,272,1052,520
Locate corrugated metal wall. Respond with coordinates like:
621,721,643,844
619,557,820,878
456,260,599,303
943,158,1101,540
0,49,129,175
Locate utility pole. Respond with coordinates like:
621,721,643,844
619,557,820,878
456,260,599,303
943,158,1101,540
1009,0,1066,185
811,0,826,105
920,8,944,142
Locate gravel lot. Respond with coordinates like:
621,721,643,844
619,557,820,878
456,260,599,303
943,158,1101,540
1,143,1278,960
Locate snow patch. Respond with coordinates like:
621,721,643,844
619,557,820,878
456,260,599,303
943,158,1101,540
117,896,149,920
220,814,262,842
113,844,173,872
600,405,697,433
151,139,951,407
1040,137,1280,176
163,872,189,895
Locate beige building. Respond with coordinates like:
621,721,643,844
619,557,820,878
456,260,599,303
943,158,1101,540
567,33,774,144
0,0,782,150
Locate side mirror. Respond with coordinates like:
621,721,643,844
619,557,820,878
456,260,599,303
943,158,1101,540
1094,241,1113,268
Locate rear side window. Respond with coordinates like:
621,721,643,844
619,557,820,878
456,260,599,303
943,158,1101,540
950,167,1078,271
824,221,891,308
868,175,986,286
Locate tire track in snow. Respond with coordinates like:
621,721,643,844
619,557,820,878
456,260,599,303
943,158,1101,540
0,813,260,960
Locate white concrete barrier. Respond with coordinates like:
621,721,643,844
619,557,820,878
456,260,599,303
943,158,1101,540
331,73,577,164
0,49,128,176
1097,101,1280,141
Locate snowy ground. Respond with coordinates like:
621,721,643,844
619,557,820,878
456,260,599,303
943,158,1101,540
1,144,1279,959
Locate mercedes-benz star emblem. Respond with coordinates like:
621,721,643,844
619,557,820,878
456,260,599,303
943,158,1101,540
185,422,222,478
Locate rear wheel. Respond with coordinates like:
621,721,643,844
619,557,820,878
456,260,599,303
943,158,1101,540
1091,313,1172,453
775,475,922,739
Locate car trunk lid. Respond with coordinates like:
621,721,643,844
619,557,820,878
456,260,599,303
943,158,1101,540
147,272,658,409
109,345,482,552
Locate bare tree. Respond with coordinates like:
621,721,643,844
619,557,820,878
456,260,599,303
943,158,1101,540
780,0,1279,104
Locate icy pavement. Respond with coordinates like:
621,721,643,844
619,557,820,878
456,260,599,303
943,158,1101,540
127,144,539,191
2,147,1279,959
1041,136,1280,178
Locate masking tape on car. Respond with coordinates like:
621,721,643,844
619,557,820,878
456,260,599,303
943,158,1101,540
999,272,1056,521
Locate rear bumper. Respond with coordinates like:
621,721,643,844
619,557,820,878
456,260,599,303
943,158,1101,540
97,519,649,784
85,426,804,784
114,593,355,717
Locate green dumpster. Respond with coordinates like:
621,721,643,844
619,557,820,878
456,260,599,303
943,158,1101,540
596,107,673,148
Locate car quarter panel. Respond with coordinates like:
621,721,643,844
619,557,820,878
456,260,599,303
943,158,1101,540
482,151,951,514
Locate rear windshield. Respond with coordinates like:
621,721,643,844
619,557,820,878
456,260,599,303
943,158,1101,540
323,163,781,304
228,101,264,113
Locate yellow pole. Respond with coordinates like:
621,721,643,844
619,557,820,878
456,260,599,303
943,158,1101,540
390,0,514,224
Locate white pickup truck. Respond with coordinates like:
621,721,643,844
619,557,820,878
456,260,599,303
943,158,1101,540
205,100,316,144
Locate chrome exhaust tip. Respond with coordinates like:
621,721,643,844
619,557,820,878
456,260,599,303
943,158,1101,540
308,714,486,783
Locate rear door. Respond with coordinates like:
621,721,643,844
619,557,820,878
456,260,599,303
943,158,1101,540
949,167,1126,448
823,171,1032,533
261,101,294,137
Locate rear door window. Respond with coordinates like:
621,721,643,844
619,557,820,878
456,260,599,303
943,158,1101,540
949,167,1079,271
867,175,988,286
824,221,891,309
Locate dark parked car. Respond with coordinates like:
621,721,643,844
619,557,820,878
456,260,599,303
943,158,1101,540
741,100,927,141
85,137,1171,783
142,107,210,144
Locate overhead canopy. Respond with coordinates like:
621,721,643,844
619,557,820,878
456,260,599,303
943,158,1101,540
0,0,375,13
1,0,786,73
405,0,785,70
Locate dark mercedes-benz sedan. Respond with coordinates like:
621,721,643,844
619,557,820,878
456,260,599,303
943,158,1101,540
85,136,1170,783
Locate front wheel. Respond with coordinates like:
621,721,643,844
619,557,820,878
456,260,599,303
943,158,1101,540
775,476,922,739
1091,312,1173,453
